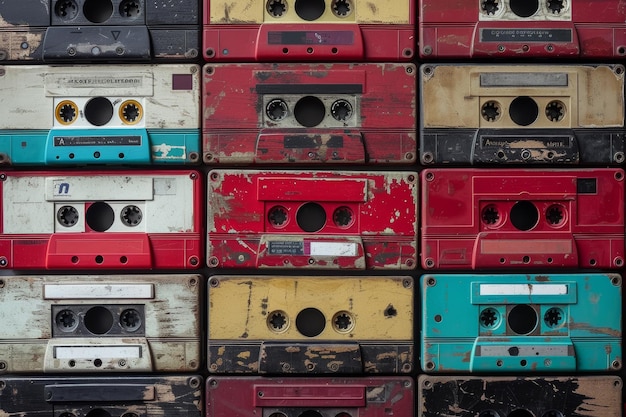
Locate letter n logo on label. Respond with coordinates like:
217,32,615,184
54,181,70,196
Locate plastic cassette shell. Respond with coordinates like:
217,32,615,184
203,0,415,61
0,64,201,165
419,63,626,165
207,169,418,270
202,63,416,164
0,170,203,270
207,275,413,374
0,0,199,61
418,375,622,417
0,274,202,373
206,376,414,417
0,375,203,417
420,274,622,373
421,168,625,270
419,0,626,59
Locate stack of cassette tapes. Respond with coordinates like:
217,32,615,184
1,1,625,417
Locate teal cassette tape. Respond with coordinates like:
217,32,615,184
421,274,622,373
0,64,200,165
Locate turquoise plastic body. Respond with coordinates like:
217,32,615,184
421,273,622,372
0,129,200,165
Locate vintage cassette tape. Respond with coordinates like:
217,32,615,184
421,274,622,373
207,170,418,269
203,63,416,164
0,375,203,417
0,274,201,373
418,375,622,417
208,275,413,374
0,0,198,62
0,170,203,270
207,376,413,417
419,0,626,59
0,64,200,166
420,64,626,165
203,0,415,61
421,168,625,270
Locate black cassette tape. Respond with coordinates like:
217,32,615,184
0,0,199,62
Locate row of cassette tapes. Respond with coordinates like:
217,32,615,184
1,168,623,271
0,273,621,374
1,375,622,417
3,1,626,61
2,63,625,166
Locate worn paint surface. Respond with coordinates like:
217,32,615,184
207,275,413,373
421,274,621,372
418,375,622,416
421,168,625,269
202,63,415,164
0,275,201,372
207,170,418,269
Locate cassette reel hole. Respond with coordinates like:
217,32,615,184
333,206,353,228
331,0,352,17
119,0,141,17
86,202,115,232
295,307,326,337
509,0,539,17
546,0,565,14
479,307,500,329
120,309,142,332
294,96,326,127
266,99,288,122
332,311,354,333
546,204,565,226
55,0,79,19
267,310,289,333
84,306,114,335
83,0,114,23
268,206,289,228
544,307,564,328
55,101,78,125
510,201,539,231
86,409,110,417
480,0,500,15
545,100,565,122
509,96,539,126
508,304,538,335
481,205,501,227
294,0,325,21
331,100,353,122
266,0,287,17
121,205,142,227
296,202,326,232
120,100,143,124
481,101,501,122
57,206,79,227
85,97,114,126
55,309,79,332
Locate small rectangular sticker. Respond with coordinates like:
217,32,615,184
54,346,142,359
479,284,568,296
44,284,154,299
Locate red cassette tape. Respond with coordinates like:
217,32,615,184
421,168,625,270
207,170,418,269
203,1,415,61
0,170,203,270
202,63,416,164
420,0,626,58
206,376,414,417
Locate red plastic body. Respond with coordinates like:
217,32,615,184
208,170,418,269
0,170,203,270
202,63,416,164
421,168,625,270
419,0,626,58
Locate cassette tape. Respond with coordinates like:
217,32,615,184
0,64,200,166
207,275,413,374
0,274,201,373
207,376,413,417
0,0,199,62
0,170,203,270
420,64,626,165
203,63,416,165
421,274,622,373
203,0,415,61
418,375,622,417
207,170,418,269
419,0,626,59
421,168,625,270
0,375,203,417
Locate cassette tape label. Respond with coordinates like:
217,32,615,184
208,276,413,374
0,275,201,372
421,274,622,372
203,63,416,164
208,170,417,270
0,65,200,165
